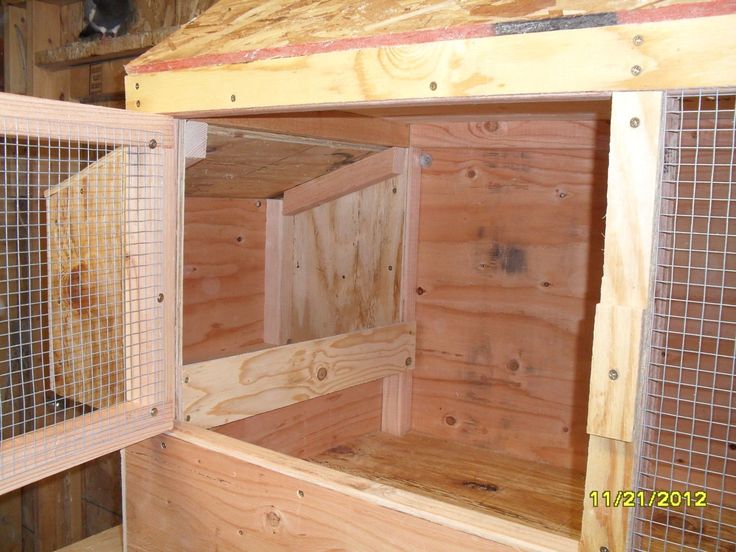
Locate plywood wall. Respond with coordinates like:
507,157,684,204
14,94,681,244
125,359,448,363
410,119,610,473
182,197,266,364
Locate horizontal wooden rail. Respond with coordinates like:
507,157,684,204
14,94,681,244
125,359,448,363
182,322,416,428
283,147,406,215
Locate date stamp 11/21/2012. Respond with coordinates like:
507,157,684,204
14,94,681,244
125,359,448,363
589,490,708,508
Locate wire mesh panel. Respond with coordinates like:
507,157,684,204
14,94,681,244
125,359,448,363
0,94,176,493
633,90,736,550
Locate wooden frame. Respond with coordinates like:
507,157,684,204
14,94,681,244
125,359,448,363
0,93,178,494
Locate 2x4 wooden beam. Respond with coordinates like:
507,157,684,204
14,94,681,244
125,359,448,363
283,147,405,215
182,322,416,428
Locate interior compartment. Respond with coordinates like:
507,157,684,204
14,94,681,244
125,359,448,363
180,99,612,542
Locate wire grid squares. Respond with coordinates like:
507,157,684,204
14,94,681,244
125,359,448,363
0,119,166,485
633,91,736,550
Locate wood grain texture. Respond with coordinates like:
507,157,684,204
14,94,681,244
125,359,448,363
45,149,126,407
200,112,410,147
124,424,578,552
382,148,421,435
127,0,713,73
283,147,405,215
410,119,610,149
182,197,266,364
308,431,585,540
55,526,122,552
412,132,608,473
185,127,379,198
290,174,405,343
0,489,22,552
580,92,665,552
262,199,293,346
183,322,415,428
125,15,736,115
213,381,382,459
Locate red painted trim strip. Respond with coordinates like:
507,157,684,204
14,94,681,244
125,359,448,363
619,0,736,23
128,1,736,76
127,23,495,75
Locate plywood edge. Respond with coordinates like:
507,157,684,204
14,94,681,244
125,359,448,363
54,525,122,551
199,112,410,147
182,322,416,428
165,423,580,552
125,15,736,116
263,198,293,345
282,147,405,215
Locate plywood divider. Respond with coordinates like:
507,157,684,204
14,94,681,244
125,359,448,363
382,147,420,435
283,147,404,215
183,322,416,428
263,199,294,345
581,91,665,551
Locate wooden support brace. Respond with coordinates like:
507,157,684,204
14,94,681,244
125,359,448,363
182,120,208,168
263,199,294,345
183,322,416,428
283,147,404,215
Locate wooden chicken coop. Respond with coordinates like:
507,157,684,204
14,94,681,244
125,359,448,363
1,1,736,551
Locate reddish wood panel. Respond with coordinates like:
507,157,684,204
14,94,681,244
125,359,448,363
411,124,609,473
213,381,382,459
182,197,266,364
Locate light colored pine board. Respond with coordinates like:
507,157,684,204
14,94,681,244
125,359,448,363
127,0,712,73
412,141,607,473
182,197,266,364
382,147,421,435
185,127,379,198
182,120,207,168
213,381,382,459
55,526,122,552
410,119,610,149
45,149,126,407
200,112,410,147
183,322,416,428
283,147,405,215
125,15,736,115
35,28,180,69
581,91,665,551
308,431,585,540
124,424,578,551
28,1,71,101
290,174,405,343
263,199,293,346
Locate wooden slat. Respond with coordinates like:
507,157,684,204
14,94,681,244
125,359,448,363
35,27,179,69
213,381,382,459
124,424,578,551
182,322,416,428
410,119,610,149
283,147,405,215
200,112,410,147
45,149,126,407
0,490,22,552
382,147,421,435
55,525,122,552
182,120,207,168
263,199,293,346
125,15,736,115
581,91,665,551
182,197,266,364
4,5,29,95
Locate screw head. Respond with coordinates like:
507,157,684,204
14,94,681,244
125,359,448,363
184,376,190,384
405,357,413,367
230,94,236,102
150,407,159,417
135,82,140,90
631,64,642,76
630,117,641,128
609,369,619,381
149,139,158,149
157,293,165,303
633,34,644,46
135,100,141,107
429,81,438,91
600,547,610,552
160,441,166,449
317,367,328,381
419,153,433,168
255,200,262,208
185,415,191,422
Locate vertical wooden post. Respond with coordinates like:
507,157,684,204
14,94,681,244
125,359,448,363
382,148,419,435
263,199,294,346
580,92,665,550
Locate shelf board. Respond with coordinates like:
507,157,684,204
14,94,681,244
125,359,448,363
36,27,178,69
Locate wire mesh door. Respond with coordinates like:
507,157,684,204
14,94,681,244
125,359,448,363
0,94,177,494
633,90,736,550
